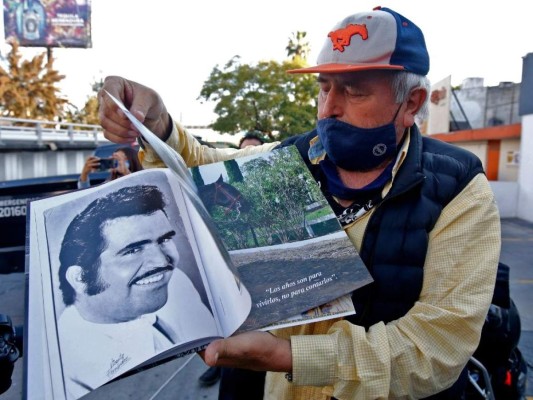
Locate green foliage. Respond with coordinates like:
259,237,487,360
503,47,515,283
0,42,67,119
199,56,318,141
305,206,333,221
207,147,330,250
191,166,205,187
286,31,310,61
224,159,244,183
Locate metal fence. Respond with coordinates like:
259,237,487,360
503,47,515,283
0,117,107,147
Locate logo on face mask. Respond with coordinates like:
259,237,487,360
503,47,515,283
372,144,388,156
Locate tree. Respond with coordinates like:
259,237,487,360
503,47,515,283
286,31,310,62
199,30,317,142
0,41,67,119
224,159,244,183
191,166,205,188
199,56,318,141
206,147,328,250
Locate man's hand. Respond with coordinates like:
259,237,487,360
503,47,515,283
202,331,292,373
98,76,170,144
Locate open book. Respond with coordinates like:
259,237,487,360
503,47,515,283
24,94,373,400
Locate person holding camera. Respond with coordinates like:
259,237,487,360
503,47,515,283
77,146,142,189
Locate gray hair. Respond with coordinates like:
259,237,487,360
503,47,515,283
391,71,430,120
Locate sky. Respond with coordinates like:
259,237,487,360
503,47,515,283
1,0,532,134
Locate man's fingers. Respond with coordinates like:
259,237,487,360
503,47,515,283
98,77,139,142
119,79,153,125
99,75,169,140
131,110,146,123
100,107,138,141
204,339,224,366
203,332,291,372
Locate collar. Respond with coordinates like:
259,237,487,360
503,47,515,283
66,305,158,333
319,158,394,200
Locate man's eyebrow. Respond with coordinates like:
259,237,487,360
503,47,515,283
117,239,151,255
158,230,176,243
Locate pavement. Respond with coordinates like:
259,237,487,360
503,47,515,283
1,217,532,399
500,218,533,398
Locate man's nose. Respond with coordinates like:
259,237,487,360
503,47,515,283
319,86,344,119
146,243,173,266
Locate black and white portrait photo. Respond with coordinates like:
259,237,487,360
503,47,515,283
42,170,218,399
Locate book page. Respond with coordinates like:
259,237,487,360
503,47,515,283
27,170,221,400
183,191,252,337
30,198,68,400
25,203,55,400
260,293,355,331
193,147,373,332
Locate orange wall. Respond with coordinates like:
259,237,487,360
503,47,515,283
486,140,500,180
430,124,521,143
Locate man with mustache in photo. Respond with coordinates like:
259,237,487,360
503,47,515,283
56,184,216,399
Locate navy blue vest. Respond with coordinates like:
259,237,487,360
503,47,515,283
278,126,484,398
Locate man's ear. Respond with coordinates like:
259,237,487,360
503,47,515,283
65,266,86,294
402,87,428,127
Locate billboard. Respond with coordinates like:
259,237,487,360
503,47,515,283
3,0,91,48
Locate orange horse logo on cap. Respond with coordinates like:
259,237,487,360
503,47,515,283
328,24,368,52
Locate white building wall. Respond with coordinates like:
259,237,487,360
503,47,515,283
490,181,518,218
458,142,488,170
517,114,533,222
498,138,520,181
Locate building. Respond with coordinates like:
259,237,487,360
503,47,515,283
425,52,533,222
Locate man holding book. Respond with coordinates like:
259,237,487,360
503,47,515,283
98,6,500,399
56,184,217,399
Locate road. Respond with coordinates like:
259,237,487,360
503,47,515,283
1,218,532,399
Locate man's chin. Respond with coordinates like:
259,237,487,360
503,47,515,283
141,289,169,313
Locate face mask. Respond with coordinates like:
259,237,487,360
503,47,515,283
316,104,402,171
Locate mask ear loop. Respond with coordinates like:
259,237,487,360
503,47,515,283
390,102,407,147
390,102,403,124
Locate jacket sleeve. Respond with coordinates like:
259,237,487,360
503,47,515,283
139,119,278,169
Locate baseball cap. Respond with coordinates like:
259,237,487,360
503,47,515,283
288,6,429,76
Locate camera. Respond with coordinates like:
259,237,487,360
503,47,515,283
98,158,117,171
0,314,21,395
